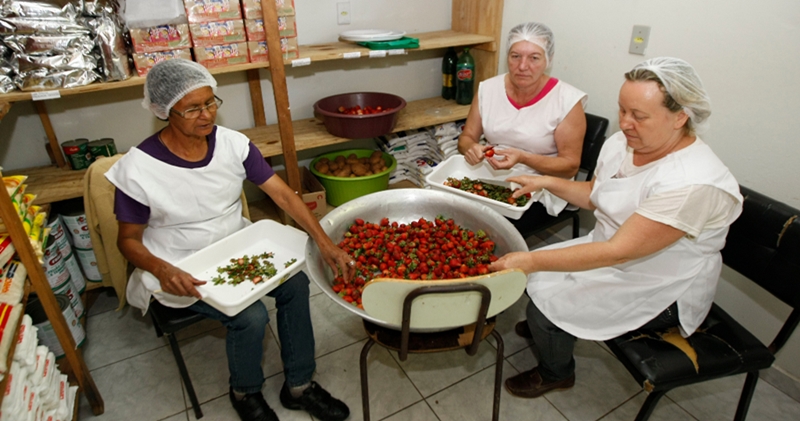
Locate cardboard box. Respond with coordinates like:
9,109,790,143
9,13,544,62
274,167,327,222
193,42,249,68
247,38,299,63
244,16,297,41
132,49,193,77
189,19,246,46
129,24,192,53
242,0,295,19
183,0,242,23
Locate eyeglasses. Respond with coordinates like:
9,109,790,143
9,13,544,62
171,96,223,119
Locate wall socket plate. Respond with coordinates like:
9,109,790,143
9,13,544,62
337,2,351,25
629,25,650,55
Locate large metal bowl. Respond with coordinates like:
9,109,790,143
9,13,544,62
305,188,528,331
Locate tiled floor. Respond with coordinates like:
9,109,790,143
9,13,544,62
76,228,800,421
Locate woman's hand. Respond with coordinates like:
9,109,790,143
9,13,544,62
320,242,356,282
487,147,525,170
489,251,534,274
507,175,550,198
154,263,206,298
464,143,494,165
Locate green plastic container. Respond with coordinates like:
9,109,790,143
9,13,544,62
309,149,397,206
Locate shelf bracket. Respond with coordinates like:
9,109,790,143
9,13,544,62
0,101,10,122
247,69,268,127
34,101,69,169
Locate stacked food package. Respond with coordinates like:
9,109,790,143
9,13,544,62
1,315,79,421
0,0,132,92
185,0,249,69
243,0,298,63
123,0,192,76
374,121,466,187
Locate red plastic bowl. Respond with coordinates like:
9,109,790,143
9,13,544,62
313,92,406,139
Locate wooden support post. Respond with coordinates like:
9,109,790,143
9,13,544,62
0,101,10,122
247,69,268,127
260,0,301,195
34,101,69,169
0,180,104,415
452,0,504,84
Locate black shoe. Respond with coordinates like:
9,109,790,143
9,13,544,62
229,387,279,421
279,381,350,421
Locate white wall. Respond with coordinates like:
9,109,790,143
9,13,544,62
503,0,800,378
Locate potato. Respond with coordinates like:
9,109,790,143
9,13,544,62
369,154,382,164
346,156,359,165
317,163,330,174
334,155,346,164
336,165,351,177
328,162,339,171
359,157,370,165
318,157,330,165
371,162,385,173
348,153,358,161
351,163,368,176
370,150,383,159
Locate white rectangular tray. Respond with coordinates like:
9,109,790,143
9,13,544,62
175,219,308,317
425,155,534,219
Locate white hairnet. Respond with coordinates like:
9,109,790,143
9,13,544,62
142,59,217,120
508,22,555,71
630,57,711,134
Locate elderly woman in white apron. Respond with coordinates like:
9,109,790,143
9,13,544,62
489,57,743,398
106,59,352,421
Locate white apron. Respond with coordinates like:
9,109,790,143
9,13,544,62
105,126,251,312
528,132,742,340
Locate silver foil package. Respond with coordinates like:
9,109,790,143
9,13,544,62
15,67,98,90
83,0,119,16
0,0,84,18
0,16,90,34
2,33,94,55
15,50,97,72
85,13,131,81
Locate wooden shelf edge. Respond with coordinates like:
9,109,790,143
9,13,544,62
0,30,492,104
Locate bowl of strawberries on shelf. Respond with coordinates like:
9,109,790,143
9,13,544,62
313,92,406,139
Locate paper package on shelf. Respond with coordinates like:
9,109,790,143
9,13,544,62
376,128,444,187
242,0,295,19
183,0,242,23
193,41,249,69
129,24,192,53
247,37,299,63
433,120,466,161
121,0,188,29
132,48,192,77
244,15,297,41
0,260,26,305
0,302,22,374
0,360,27,418
13,314,36,368
189,19,245,46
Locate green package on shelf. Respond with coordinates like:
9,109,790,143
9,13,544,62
357,37,420,50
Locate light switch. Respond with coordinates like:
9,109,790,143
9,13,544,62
337,2,351,25
629,25,650,55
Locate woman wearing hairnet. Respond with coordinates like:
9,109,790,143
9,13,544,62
105,59,351,421
490,57,743,398
458,21,587,221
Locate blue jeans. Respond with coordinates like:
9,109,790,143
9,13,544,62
188,271,316,394
526,300,679,382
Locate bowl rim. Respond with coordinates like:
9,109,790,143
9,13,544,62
313,92,407,119
309,148,397,181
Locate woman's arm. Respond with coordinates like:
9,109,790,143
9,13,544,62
117,222,205,298
259,175,355,281
488,102,586,178
508,174,596,210
489,213,686,274
457,94,493,165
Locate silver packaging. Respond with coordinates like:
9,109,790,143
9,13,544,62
83,0,118,16
0,0,84,18
15,50,97,72
0,16,90,34
15,67,98,90
85,14,131,81
0,58,15,93
2,33,94,55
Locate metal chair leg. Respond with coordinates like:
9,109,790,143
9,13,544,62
571,214,581,239
634,390,666,421
734,371,759,421
166,333,203,419
490,330,504,421
360,338,376,421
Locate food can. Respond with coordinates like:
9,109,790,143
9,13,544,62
60,211,92,249
88,138,117,159
61,138,93,171
74,247,102,282
47,221,86,293
43,237,70,289
52,278,85,319
26,294,86,358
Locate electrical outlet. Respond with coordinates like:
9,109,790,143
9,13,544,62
337,2,351,25
629,25,650,55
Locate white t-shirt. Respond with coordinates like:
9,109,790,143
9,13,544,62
478,73,587,175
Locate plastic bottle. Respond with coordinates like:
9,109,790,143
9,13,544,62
441,47,458,100
456,47,475,105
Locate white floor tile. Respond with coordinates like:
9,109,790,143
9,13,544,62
488,295,535,357
597,393,694,421
428,361,566,421
381,401,439,421
82,304,165,370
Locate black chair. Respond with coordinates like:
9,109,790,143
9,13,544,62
512,112,610,240
605,185,800,421
149,299,206,419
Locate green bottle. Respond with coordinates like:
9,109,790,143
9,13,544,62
456,47,475,105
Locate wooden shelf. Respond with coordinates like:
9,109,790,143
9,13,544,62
0,30,493,103
6,95,467,205
242,96,469,157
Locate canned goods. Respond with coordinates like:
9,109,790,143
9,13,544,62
26,294,86,358
52,278,85,319
60,211,93,249
88,138,117,159
61,138,93,170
